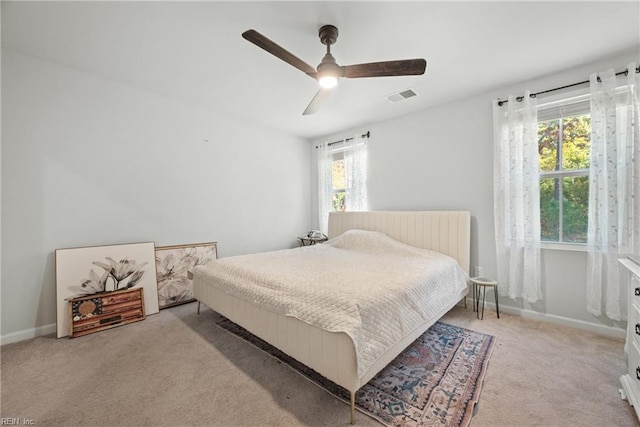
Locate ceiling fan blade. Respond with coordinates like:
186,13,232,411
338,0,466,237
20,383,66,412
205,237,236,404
242,29,317,77
303,88,333,115
341,59,427,78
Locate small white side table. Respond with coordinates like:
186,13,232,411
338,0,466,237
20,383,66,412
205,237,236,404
471,277,500,320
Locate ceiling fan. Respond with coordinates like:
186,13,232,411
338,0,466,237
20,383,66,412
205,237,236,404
242,25,427,115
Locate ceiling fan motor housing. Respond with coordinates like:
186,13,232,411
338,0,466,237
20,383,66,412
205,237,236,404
318,53,339,72
319,25,338,46
317,25,341,79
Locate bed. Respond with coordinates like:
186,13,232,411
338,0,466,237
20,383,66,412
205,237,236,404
193,211,470,424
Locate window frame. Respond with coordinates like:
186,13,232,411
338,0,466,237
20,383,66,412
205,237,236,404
327,140,367,212
537,92,591,249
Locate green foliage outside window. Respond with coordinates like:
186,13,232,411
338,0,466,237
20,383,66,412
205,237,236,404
540,178,559,241
332,159,346,212
538,114,590,243
562,176,589,242
332,192,346,212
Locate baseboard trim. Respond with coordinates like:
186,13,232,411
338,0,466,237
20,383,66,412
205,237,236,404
1,303,626,344
474,300,626,339
1,323,56,346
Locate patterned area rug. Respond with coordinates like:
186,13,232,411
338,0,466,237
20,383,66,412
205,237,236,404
213,314,495,427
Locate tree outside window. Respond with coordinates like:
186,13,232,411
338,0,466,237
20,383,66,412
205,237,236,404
332,158,346,212
538,113,590,243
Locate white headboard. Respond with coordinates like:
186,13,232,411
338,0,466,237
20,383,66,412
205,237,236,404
328,211,471,274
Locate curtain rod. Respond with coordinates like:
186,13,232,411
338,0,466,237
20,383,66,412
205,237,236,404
315,131,370,149
497,65,640,106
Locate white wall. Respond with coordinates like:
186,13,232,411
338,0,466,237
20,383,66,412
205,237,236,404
1,49,311,343
311,48,638,337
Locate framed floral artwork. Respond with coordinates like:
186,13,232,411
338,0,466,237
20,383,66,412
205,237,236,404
155,242,218,309
55,242,159,338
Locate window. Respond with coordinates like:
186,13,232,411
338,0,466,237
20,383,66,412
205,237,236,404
537,95,591,243
317,136,368,232
331,154,346,212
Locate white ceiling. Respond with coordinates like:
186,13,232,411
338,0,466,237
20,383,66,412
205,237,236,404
2,1,639,140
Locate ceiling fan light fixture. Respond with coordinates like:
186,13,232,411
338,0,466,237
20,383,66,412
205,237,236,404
317,52,340,89
318,74,338,88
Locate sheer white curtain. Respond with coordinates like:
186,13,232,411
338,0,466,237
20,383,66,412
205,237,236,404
493,92,542,302
317,142,333,234
587,63,640,321
317,135,368,234
343,135,368,211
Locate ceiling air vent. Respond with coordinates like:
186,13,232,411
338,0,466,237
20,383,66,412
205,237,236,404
386,89,417,103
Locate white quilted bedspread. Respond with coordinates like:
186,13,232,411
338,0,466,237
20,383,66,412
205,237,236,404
194,230,468,377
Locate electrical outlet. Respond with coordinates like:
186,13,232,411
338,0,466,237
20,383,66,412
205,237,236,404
474,266,484,277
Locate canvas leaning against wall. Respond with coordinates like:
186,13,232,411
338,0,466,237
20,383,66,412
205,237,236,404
155,242,218,309
55,242,159,338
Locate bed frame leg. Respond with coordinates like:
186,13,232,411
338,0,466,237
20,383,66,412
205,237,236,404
350,391,355,425
197,301,201,315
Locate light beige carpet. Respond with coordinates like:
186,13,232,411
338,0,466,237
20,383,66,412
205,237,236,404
0,302,636,426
